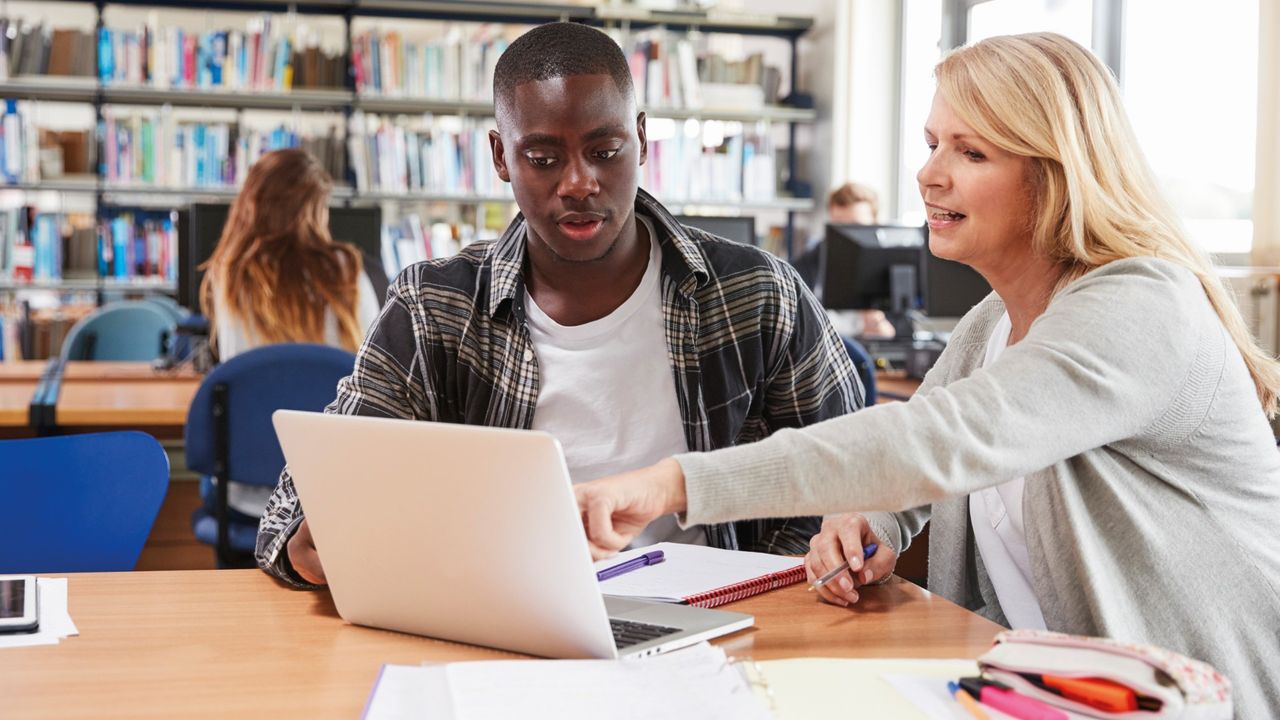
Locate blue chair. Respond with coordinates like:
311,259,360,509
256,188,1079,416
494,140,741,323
0,432,169,573
842,336,877,406
185,343,356,567
61,300,177,361
140,295,189,324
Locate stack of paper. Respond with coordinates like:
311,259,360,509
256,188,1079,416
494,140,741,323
364,642,773,720
0,578,79,648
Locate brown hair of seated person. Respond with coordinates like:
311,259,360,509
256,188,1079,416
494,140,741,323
827,182,879,225
200,148,363,353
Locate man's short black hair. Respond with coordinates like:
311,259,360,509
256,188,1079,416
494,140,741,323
493,22,635,114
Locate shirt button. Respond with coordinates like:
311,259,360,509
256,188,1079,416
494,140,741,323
523,349,534,362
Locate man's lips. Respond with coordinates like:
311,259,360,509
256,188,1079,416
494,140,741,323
557,214,606,241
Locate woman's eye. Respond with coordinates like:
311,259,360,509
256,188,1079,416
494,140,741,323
963,149,986,161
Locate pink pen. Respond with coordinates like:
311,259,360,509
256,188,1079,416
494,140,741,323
959,677,1068,720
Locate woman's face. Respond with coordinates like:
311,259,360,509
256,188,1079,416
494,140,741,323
917,93,1036,277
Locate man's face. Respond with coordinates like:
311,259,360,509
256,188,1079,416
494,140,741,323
490,74,647,263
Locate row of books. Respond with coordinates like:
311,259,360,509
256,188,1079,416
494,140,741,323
100,107,345,188
0,101,39,183
0,207,61,281
643,123,778,203
98,16,345,92
346,112,511,197
352,27,506,101
0,21,96,79
97,210,177,281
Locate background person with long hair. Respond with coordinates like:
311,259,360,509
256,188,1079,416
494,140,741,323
575,33,1280,717
199,148,380,517
200,148,379,361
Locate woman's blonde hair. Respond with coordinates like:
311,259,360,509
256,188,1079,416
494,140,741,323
936,32,1280,416
200,148,363,353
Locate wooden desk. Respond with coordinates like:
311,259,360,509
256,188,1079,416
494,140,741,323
60,361,203,382
0,569,1002,718
0,362,46,432
55,380,199,428
0,360,48,381
47,362,202,437
875,371,922,403
0,381,36,428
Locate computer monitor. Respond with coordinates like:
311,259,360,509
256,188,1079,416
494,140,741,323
672,215,756,246
177,203,385,314
820,224,926,314
922,243,991,318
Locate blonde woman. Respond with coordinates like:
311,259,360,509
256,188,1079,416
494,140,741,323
576,33,1280,716
201,148,378,361
200,148,379,518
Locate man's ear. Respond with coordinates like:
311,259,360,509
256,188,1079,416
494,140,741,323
489,129,511,182
636,111,647,167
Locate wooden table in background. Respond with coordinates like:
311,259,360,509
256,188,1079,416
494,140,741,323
0,569,1002,719
875,371,923,403
0,361,46,432
53,362,202,438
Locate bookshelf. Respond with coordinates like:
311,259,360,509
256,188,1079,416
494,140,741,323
0,0,819,298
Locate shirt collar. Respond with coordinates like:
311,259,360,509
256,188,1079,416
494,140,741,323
485,188,711,318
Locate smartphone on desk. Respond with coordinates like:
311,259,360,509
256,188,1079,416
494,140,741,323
0,575,38,633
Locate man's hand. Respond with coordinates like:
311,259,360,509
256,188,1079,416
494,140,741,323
805,513,897,606
286,519,327,585
575,458,688,559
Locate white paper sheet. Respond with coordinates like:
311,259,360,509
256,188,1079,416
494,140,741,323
364,643,774,720
0,578,78,649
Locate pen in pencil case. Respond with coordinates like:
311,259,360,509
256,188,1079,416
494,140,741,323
808,543,877,591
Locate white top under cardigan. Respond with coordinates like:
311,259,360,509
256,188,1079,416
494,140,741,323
968,310,1047,630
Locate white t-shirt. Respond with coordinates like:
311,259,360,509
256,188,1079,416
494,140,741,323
526,215,704,548
968,311,1048,630
212,270,379,518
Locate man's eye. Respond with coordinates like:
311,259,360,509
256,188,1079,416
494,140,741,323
528,156,557,167
594,148,620,160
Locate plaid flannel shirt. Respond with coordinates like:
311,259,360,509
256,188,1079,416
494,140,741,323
257,189,864,587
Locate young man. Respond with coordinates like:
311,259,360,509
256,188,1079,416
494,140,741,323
256,22,863,587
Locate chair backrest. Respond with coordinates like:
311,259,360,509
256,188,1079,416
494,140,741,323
185,343,356,487
140,295,189,324
61,300,177,361
0,432,169,573
841,336,877,406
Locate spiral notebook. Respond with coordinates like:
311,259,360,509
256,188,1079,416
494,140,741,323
594,542,805,608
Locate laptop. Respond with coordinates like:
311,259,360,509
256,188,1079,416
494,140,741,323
271,410,754,659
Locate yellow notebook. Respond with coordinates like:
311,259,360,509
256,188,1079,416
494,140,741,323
749,658,980,719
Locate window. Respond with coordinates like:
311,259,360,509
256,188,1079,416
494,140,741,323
1122,0,1258,256
904,0,1261,256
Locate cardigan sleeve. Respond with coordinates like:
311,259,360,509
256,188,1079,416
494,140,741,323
675,258,1211,524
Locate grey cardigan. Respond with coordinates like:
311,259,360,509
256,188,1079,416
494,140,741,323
677,257,1280,717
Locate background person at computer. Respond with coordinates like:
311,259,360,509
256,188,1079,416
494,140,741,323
255,22,863,588
199,148,380,519
793,183,897,338
827,182,878,226
574,33,1280,718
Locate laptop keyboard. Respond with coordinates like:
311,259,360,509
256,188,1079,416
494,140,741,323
610,618,681,649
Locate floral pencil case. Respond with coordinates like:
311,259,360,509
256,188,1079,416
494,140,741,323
976,629,1232,719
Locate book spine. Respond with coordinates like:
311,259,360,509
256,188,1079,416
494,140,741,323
684,565,806,609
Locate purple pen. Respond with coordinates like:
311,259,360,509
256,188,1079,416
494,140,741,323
596,550,666,582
